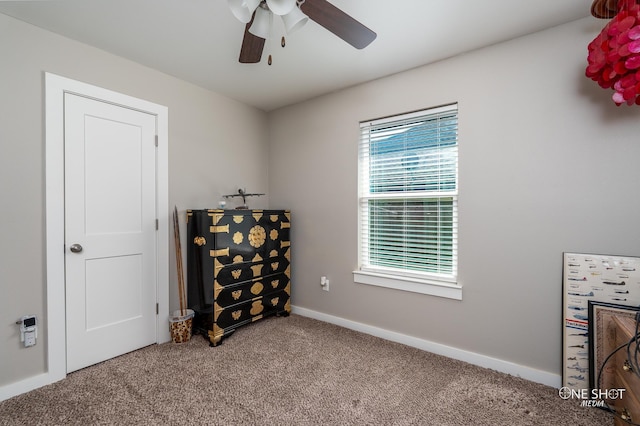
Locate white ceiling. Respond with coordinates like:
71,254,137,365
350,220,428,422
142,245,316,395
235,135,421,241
0,0,594,111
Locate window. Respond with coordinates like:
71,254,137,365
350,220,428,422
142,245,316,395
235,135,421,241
354,104,460,300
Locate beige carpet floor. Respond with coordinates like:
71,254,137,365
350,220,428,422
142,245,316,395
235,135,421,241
0,314,612,425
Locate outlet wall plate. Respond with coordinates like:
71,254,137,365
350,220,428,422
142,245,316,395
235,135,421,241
321,276,330,291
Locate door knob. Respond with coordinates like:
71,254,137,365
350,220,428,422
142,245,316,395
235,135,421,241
69,244,83,253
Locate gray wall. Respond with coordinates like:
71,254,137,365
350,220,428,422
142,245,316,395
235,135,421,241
3,10,640,392
267,17,640,376
0,13,268,387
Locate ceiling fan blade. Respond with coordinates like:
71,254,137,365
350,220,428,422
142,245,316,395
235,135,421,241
239,13,265,63
300,0,376,49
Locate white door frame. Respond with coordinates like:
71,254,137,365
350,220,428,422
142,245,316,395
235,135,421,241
44,73,169,384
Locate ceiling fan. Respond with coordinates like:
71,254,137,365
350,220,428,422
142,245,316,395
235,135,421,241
228,0,377,64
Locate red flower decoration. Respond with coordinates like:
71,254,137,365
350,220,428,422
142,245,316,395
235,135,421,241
586,0,640,105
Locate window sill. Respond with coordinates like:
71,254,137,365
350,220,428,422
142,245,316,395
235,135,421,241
352,270,462,300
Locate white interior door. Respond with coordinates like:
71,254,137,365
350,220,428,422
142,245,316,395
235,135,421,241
64,93,158,373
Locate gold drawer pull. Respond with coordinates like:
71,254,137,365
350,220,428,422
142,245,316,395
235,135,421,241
623,359,633,372
193,236,206,246
621,408,632,422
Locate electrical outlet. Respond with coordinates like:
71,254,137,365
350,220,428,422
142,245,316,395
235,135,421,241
320,276,330,292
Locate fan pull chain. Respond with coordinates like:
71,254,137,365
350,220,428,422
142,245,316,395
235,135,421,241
266,33,286,66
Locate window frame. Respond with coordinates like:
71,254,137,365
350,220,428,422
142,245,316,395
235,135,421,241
354,104,461,300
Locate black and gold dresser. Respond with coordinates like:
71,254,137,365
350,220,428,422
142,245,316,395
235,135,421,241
186,209,291,346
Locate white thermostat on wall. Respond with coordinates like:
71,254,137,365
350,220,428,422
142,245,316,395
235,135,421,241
18,315,37,347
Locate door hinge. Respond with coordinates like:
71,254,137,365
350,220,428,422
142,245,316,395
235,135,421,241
156,303,159,315
155,135,158,147
156,219,159,230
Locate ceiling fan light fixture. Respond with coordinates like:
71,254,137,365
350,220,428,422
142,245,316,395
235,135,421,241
228,0,261,23
249,6,273,39
266,0,296,16
281,6,308,34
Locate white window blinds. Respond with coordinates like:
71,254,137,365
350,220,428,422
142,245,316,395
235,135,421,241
358,104,458,282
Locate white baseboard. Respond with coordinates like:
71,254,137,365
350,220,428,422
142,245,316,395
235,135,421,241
0,371,60,402
291,305,561,388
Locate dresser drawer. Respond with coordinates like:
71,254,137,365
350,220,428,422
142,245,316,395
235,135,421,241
214,248,291,285
214,274,290,308
612,370,640,425
612,342,640,398
209,288,291,346
213,289,291,331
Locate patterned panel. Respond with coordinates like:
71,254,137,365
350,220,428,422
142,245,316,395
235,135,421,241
208,210,290,267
